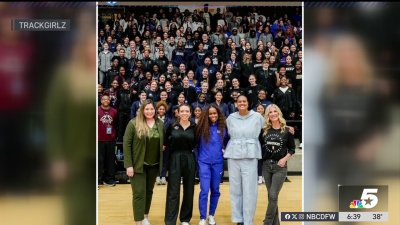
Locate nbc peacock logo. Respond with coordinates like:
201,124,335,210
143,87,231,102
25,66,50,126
349,200,363,208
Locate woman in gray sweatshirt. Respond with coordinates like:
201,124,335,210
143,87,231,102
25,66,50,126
225,95,265,225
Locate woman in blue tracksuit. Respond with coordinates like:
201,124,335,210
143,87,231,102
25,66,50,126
195,105,228,225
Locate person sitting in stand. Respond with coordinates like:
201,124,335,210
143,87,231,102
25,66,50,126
191,93,208,111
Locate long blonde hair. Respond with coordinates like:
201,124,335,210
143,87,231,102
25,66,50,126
135,99,156,138
262,104,286,136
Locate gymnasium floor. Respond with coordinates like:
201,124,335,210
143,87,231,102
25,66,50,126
98,176,302,225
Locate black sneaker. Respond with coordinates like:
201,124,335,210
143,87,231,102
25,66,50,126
104,180,116,186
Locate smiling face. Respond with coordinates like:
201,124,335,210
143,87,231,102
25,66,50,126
157,105,166,117
201,82,209,92
256,105,265,115
198,94,206,102
171,74,178,81
194,107,202,118
231,91,239,101
216,79,224,89
208,107,218,124
215,92,223,102
202,68,209,78
267,105,280,123
232,78,239,88
111,80,119,89
159,75,166,83
167,64,173,72
139,92,147,101
182,76,189,86
249,75,256,86
237,95,248,112
212,46,218,54
179,64,186,72
159,91,168,101
119,67,126,76
187,70,194,79
101,95,110,107
225,63,232,72
143,103,156,119
286,55,292,65
122,82,129,90
165,82,172,91
269,55,275,64
280,77,288,87
178,94,185,104
258,90,266,100
256,52,262,60
290,45,296,52
178,105,191,122
150,81,157,90
295,61,302,70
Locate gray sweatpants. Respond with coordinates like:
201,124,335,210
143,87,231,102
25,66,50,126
227,158,258,225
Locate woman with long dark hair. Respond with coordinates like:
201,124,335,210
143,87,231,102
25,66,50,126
195,105,228,225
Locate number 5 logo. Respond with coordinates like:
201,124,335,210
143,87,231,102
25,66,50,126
360,188,378,208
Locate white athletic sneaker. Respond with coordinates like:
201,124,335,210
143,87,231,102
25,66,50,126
143,218,151,225
208,215,216,225
258,176,263,184
161,177,167,185
156,176,161,185
299,143,303,149
181,222,190,225
199,219,206,225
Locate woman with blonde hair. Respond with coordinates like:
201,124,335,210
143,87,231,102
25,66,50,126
124,99,165,225
260,104,295,225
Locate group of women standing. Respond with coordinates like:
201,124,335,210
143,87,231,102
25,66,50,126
123,95,295,225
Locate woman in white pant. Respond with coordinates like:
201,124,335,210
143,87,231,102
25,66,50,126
225,95,265,225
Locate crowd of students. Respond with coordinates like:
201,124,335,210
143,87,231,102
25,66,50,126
98,5,302,225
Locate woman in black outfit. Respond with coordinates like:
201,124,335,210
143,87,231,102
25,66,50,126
164,104,197,225
259,104,295,225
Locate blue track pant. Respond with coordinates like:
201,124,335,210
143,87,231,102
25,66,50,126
198,161,224,219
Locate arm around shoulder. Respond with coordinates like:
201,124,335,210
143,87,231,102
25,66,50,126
286,128,295,156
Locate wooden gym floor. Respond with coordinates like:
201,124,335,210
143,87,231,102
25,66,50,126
98,176,302,225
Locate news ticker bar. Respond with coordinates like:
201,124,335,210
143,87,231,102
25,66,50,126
12,19,70,31
281,212,388,222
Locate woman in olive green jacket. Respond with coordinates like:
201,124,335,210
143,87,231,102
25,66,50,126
124,99,165,225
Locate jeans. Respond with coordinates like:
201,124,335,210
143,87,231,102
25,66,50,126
262,160,287,225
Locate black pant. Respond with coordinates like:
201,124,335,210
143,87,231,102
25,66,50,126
117,111,130,141
258,159,263,176
160,148,170,177
98,141,116,183
165,151,196,225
